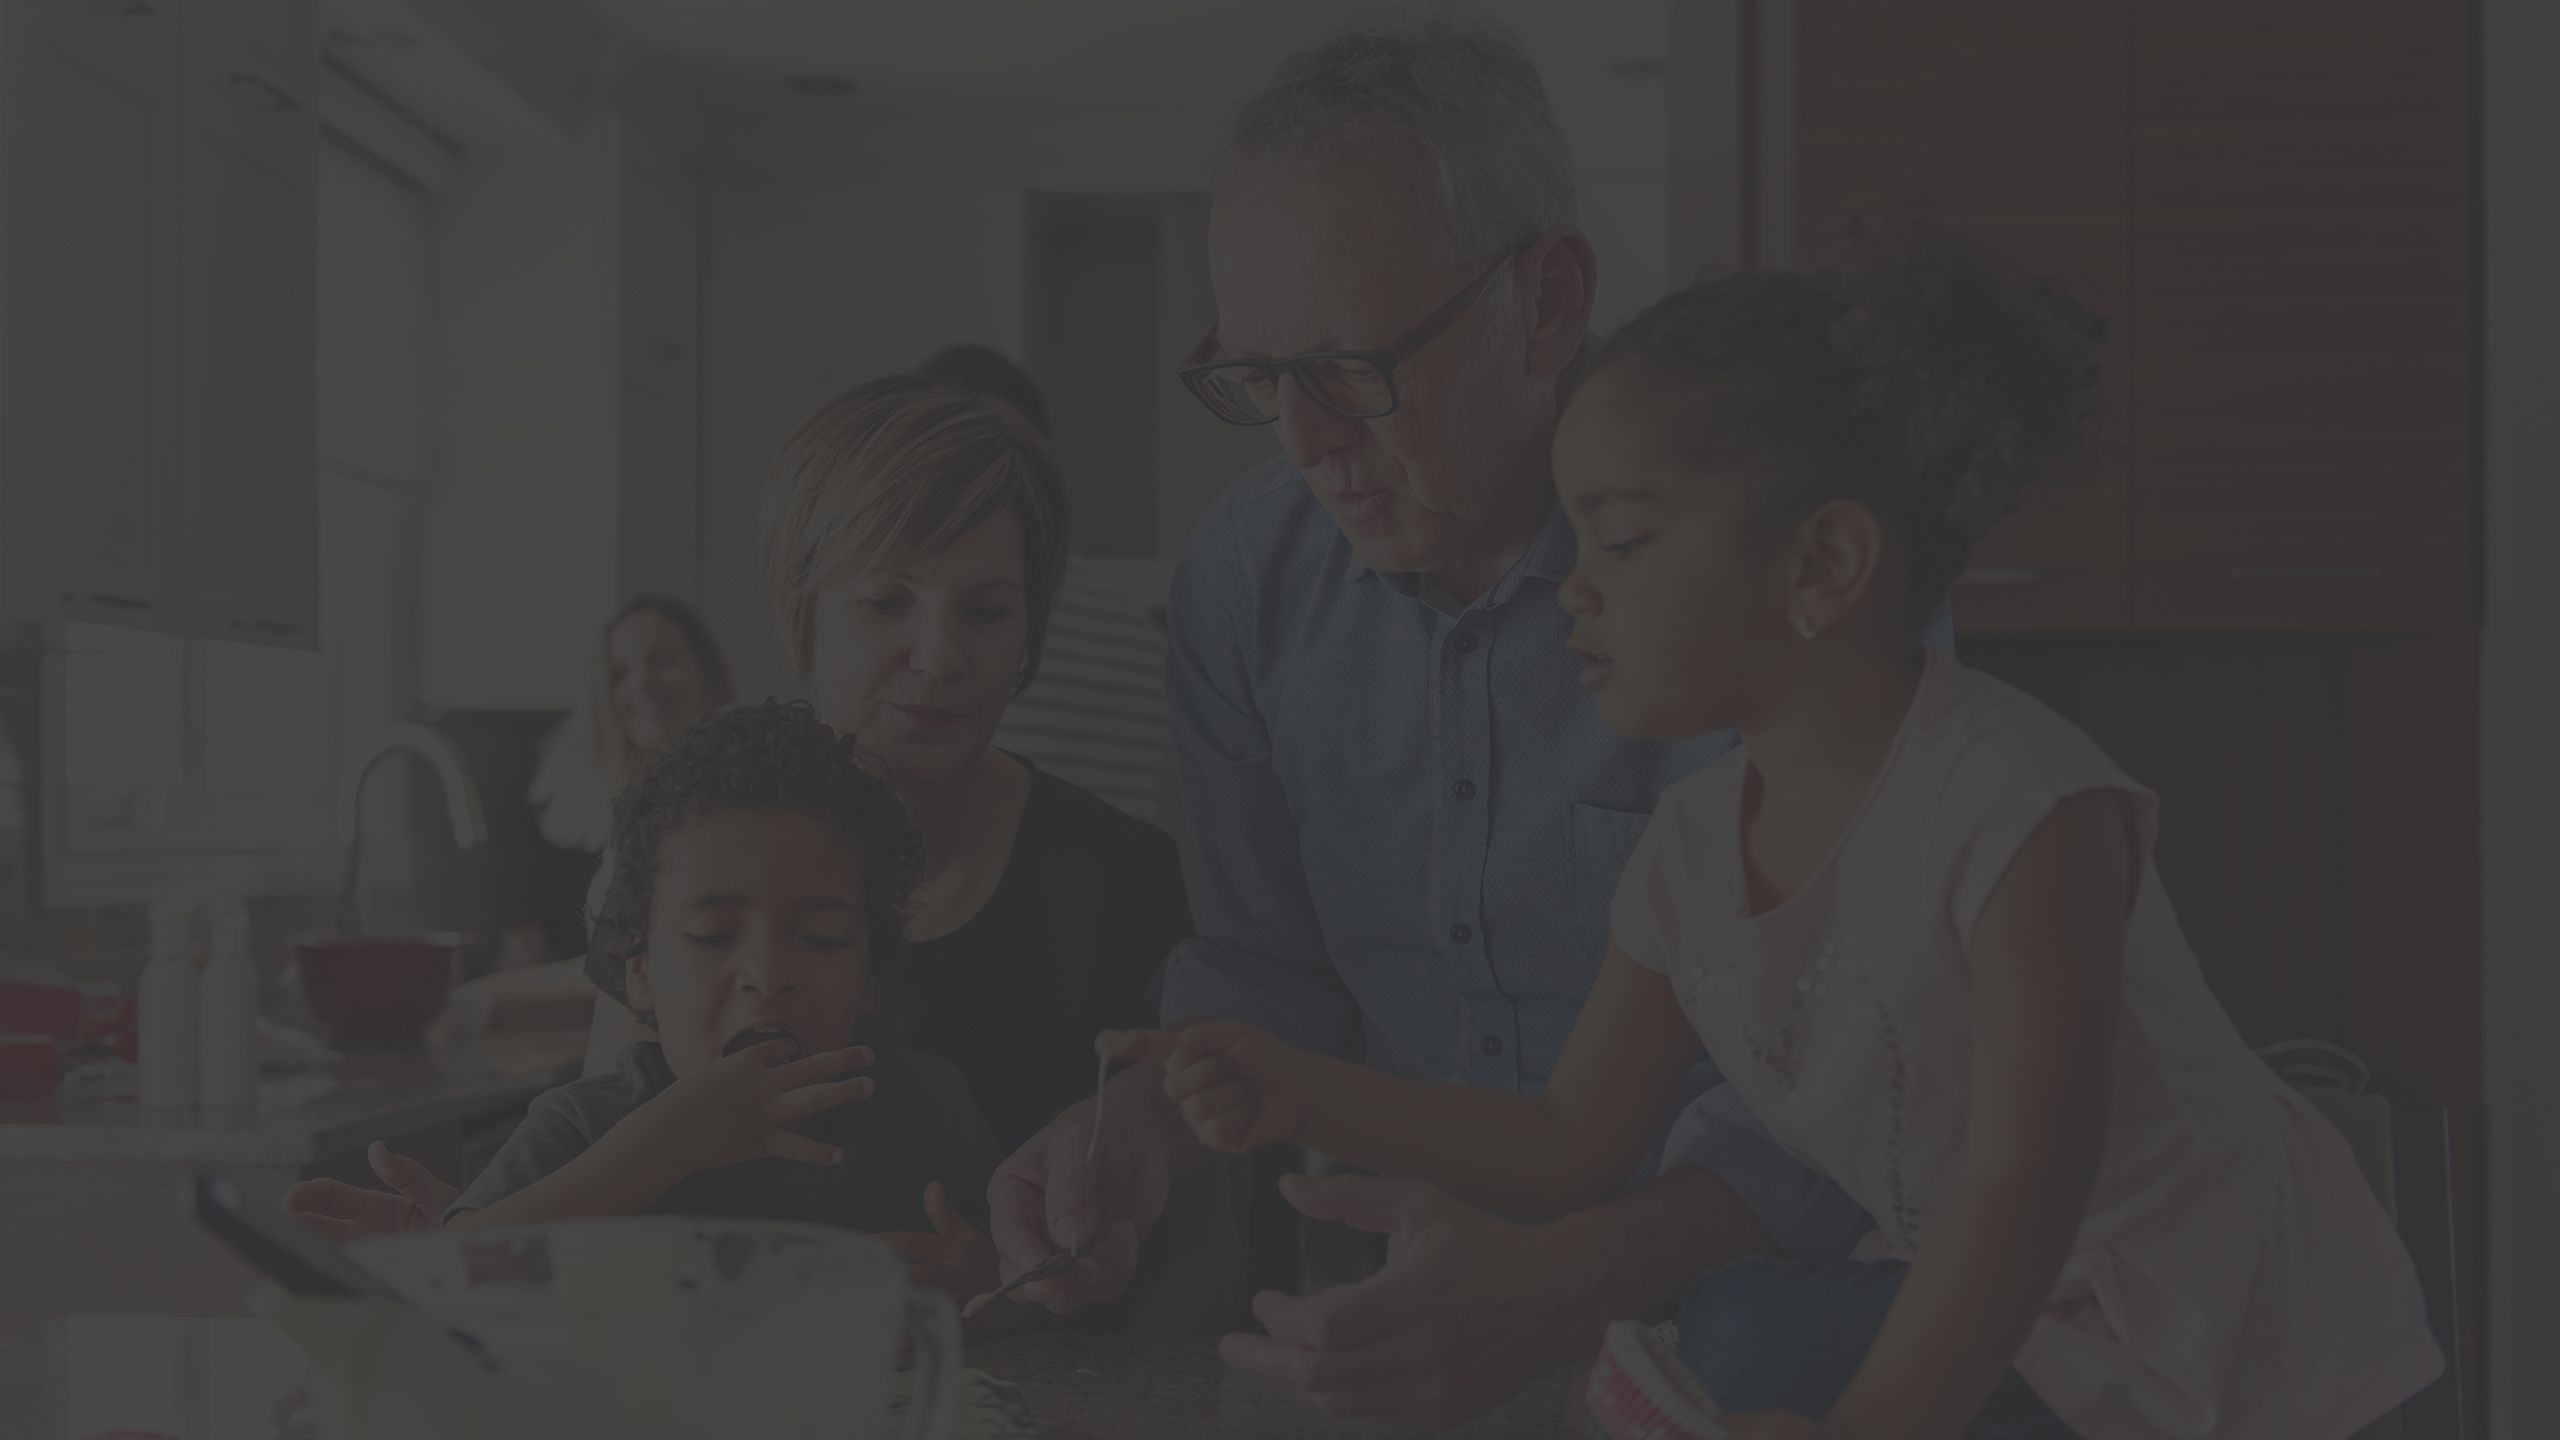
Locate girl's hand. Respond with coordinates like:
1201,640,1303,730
1099,1023,1312,1154
1724,1414,1851,1440
881,1181,1002,1305
635,1039,874,1175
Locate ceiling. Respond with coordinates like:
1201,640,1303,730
570,0,1670,155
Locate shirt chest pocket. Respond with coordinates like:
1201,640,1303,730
1569,801,1653,963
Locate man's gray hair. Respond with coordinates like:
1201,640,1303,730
1216,10,1578,261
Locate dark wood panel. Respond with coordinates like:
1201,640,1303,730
1798,5,2126,125
2133,5,2471,126
2134,121,2470,215
1801,125,2127,225
2132,507,2471,631
2130,288,2469,420
2134,210,2470,295
1954,499,2130,633
2129,290,2472,506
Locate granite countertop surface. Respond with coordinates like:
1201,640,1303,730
0,1028,585,1167
0,1319,1609,1439
970,1332,1606,1439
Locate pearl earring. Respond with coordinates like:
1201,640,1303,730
1792,613,1819,641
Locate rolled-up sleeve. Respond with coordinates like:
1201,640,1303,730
1155,498,1365,1060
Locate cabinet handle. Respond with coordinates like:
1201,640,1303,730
230,617,305,641
2230,565,2387,582
227,72,303,115
1957,567,2047,586
117,0,158,18
69,591,152,613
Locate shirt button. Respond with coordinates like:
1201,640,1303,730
1450,924,1473,944
1453,633,1478,655
1452,779,1476,800
1480,1035,1504,1058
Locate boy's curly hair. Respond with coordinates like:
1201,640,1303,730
587,700,919,1018
1594,223,2106,620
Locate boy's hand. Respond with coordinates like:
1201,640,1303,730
285,1141,457,1238
635,1039,874,1175
1100,1023,1312,1155
882,1181,1001,1305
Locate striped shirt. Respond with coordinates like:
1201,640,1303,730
994,556,1171,822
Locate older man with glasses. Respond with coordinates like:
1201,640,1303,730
989,14,1949,1428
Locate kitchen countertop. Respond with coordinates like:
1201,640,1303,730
971,1332,1606,1439
0,1319,1609,1438
0,1027,586,1167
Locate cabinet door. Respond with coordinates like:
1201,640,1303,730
1794,3,2132,632
182,84,318,647
0,0,181,625
2128,1,2473,630
190,0,307,138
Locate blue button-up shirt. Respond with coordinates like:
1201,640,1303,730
1159,456,1949,1257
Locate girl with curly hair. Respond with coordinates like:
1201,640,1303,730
1112,230,2441,1438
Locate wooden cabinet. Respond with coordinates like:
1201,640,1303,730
0,0,320,646
1791,0,2476,633
180,0,317,646
2128,1,2473,631
0,0,182,626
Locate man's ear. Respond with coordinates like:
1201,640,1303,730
1521,228,1599,382
1788,500,1890,635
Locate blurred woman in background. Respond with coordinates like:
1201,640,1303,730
464,597,735,1019
532,596,734,857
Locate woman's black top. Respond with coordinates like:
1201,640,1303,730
864,758,1194,1156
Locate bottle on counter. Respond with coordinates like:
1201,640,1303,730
138,896,200,1113
198,897,259,1112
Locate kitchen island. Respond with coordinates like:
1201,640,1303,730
0,1317,1613,1438
0,1027,584,1335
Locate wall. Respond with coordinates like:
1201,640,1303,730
416,118,625,710
1025,195,1169,558
695,181,1026,704
2481,0,2560,1430
695,88,1669,691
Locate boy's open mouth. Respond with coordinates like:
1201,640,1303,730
722,1024,802,1062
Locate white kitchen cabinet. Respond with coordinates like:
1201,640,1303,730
0,0,183,626
188,0,304,112
0,0,320,645
180,0,317,646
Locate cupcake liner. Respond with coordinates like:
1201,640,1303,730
1585,1319,1728,1440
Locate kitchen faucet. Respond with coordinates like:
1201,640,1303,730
336,723,486,934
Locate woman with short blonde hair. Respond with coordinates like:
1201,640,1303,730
764,376,1070,700
298,372,1200,1337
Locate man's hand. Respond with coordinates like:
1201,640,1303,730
1220,1172,1600,1430
881,1181,1001,1305
986,1062,1190,1314
1102,1023,1312,1155
283,1141,459,1238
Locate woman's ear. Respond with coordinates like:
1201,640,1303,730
622,948,655,1016
1786,500,1889,638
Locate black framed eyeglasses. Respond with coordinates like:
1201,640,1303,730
1176,245,1529,427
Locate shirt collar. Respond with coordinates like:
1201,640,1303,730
1345,499,1577,609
